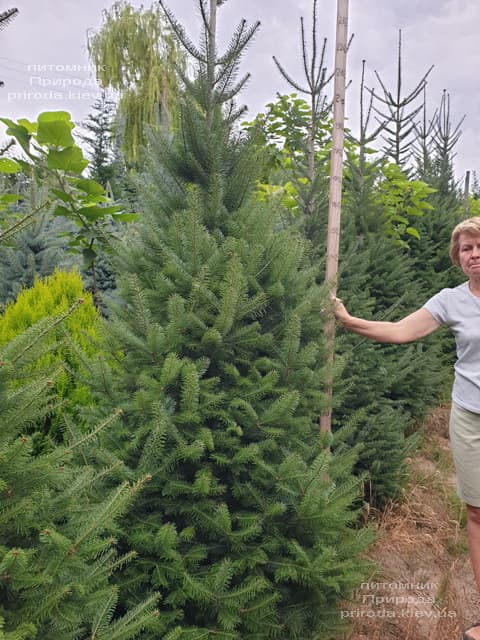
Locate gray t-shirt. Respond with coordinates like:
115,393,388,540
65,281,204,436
423,281,480,413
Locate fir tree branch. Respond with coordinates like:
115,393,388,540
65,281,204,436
10,300,84,365
4,372,61,427
54,408,124,461
159,0,207,63
272,56,309,95
67,475,151,557
216,20,260,67
99,592,160,639
0,200,49,244
0,7,18,31
90,585,118,637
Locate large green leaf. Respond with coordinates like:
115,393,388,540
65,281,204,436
17,118,37,134
74,178,106,197
0,194,22,204
113,212,139,222
53,204,75,218
0,158,22,174
37,112,75,147
51,188,76,204
0,119,31,156
406,226,421,240
77,204,122,221
37,111,71,122
47,147,89,174
0,193,22,211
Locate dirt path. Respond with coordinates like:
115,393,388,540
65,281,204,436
342,405,480,640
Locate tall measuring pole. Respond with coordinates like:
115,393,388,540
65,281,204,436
320,0,349,434
464,170,471,220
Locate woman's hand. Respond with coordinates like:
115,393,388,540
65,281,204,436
330,295,351,325
327,295,440,343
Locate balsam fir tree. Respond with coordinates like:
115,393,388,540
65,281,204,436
411,89,465,292
336,152,446,503
324,67,447,504
369,29,433,168
86,1,373,638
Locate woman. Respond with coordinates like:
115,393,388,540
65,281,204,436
333,216,480,640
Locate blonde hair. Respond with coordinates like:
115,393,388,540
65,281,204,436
450,216,480,265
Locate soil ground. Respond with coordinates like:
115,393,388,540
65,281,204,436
342,404,480,640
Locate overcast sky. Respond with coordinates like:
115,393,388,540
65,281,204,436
0,0,478,181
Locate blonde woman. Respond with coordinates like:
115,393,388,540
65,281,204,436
333,216,480,640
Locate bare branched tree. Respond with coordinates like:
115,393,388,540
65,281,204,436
346,60,389,195
413,87,465,192
432,90,465,180
369,29,433,167
273,0,352,215
412,84,437,177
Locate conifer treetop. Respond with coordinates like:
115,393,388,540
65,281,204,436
369,29,434,167
159,0,260,119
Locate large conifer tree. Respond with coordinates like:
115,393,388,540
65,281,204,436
87,1,372,637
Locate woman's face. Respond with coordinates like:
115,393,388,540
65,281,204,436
458,232,480,278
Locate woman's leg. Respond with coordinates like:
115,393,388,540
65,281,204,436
448,405,480,638
467,504,480,591
463,505,480,639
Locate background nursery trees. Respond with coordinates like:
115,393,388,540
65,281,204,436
88,0,185,165
0,270,101,441
244,3,464,505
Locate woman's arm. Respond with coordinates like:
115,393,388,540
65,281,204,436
332,298,441,344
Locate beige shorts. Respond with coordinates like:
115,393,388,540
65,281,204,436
449,402,480,507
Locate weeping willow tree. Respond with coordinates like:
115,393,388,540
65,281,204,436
88,0,185,164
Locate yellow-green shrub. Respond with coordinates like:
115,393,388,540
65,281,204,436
0,269,101,425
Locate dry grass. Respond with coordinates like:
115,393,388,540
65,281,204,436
341,404,479,640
